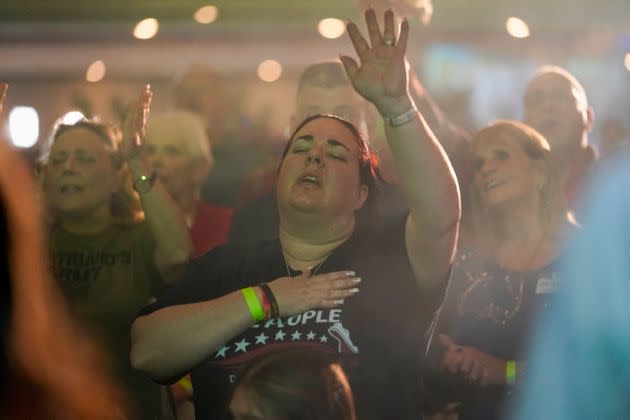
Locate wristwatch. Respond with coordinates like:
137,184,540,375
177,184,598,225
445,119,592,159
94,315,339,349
132,171,157,194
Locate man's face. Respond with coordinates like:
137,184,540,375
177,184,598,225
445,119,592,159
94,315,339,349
523,73,590,154
292,84,367,135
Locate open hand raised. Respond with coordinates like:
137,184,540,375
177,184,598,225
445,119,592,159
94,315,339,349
340,8,410,116
121,84,152,161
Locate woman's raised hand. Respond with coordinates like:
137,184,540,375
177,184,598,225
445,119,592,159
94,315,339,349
121,84,152,161
340,8,410,117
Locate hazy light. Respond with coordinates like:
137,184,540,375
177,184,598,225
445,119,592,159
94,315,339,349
506,17,530,39
318,18,345,39
625,53,630,71
86,60,106,82
60,111,86,125
133,18,159,40
194,5,218,24
9,106,39,148
257,60,282,82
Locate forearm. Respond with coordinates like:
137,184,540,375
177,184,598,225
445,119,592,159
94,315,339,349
128,158,192,280
130,289,258,381
382,96,461,234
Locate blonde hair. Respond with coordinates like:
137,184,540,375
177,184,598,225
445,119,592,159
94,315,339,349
40,118,143,226
468,120,566,255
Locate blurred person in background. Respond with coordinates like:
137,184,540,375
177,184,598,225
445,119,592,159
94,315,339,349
229,349,356,420
39,86,191,420
145,110,231,256
424,121,577,419
173,64,275,211
0,82,126,420
522,65,597,210
130,9,460,419
599,116,628,158
227,60,379,245
513,149,630,420
229,58,469,244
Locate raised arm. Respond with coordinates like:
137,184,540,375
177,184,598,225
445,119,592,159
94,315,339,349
340,8,460,286
121,85,192,282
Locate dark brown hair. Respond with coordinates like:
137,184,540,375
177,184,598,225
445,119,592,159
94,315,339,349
231,349,356,420
279,114,381,231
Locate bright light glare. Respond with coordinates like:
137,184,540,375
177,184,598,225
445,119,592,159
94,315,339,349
625,53,630,72
194,5,218,24
133,18,159,40
257,60,283,82
318,18,345,39
86,60,106,82
60,111,86,125
506,17,530,39
9,106,39,148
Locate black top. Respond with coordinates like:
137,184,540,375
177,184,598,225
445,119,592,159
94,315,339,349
425,249,561,420
139,216,448,419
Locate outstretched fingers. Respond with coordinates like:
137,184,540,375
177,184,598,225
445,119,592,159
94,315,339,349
364,7,383,48
311,270,361,307
382,9,396,46
339,55,360,81
346,20,370,61
396,17,409,54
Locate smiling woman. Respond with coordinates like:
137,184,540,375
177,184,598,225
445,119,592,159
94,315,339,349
424,120,577,420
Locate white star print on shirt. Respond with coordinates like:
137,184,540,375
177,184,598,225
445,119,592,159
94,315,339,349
291,331,302,341
215,345,230,358
319,335,328,343
275,330,286,341
306,331,316,340
255,333,269,345
234,338,250,353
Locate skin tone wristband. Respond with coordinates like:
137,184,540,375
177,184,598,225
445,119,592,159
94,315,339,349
506,360,517,385
241,287,265,322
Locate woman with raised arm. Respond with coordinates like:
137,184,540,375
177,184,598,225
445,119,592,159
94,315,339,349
131,9,459,420
40,86,191,420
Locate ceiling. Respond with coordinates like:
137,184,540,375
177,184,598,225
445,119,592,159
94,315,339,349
1,0,629,35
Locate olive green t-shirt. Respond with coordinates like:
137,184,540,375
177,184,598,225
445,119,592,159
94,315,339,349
50,222,164,420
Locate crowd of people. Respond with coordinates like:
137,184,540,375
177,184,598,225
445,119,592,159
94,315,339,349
1,5,628,420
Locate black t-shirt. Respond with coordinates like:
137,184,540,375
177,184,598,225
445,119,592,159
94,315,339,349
139,216,447,420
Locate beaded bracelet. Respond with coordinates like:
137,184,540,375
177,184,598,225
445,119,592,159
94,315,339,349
259,282,279,319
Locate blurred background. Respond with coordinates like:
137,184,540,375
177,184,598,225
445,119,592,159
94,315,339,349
1,0,629,158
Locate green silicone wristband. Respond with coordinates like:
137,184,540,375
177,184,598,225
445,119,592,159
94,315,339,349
506,360,517,385
241,287,264,322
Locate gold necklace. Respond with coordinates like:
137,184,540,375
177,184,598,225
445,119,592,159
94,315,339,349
282,249,330,278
